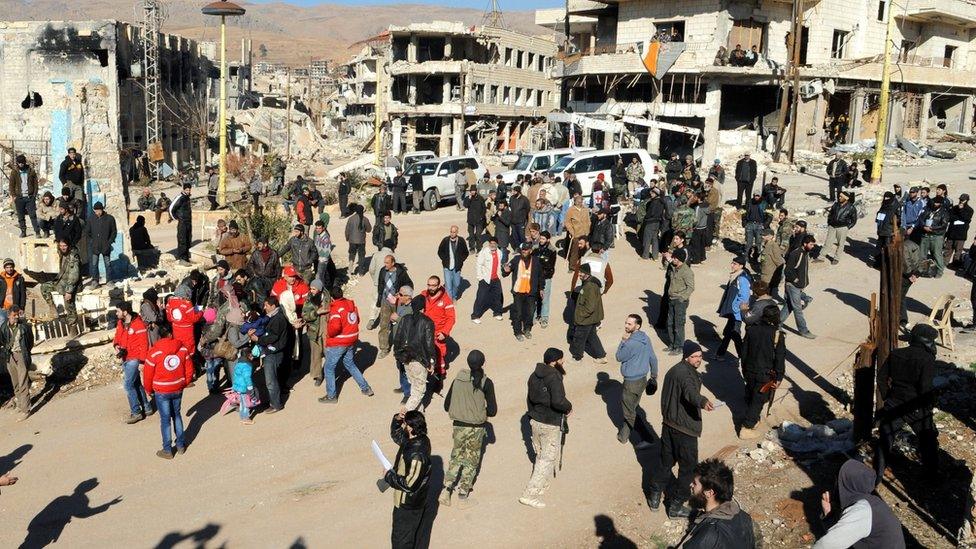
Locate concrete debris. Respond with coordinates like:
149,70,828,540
748,448,769,462
236,107,331,162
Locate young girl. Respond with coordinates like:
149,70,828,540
232,355,255,425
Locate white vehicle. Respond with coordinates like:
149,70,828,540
547,148,657,196
384,150,436,182
498,147,595,184
403,155,484,210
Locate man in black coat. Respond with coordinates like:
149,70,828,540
85,201,117,287
874,324,939,480
519,348,572,509
508,185,531,251
946,193,972,267
826,153,849,202
734,153,758,208
337,172,352,217
409,171,425,214
503,243,542,340
823,191,858,265
464,187,487,252
675,459,757,548
53,202,83,247
377,256,414,358
665,153,683,183
738,305,785,438
390,168,409,214
589,207,614,252
58,147,85,188
437,225,469,301
639,188,667,259
372,184,394,225
170,184,193,263
385,411,432,549
249,296,290,413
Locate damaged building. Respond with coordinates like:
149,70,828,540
333,22,563,156
0,19,215,275
536,0,976,162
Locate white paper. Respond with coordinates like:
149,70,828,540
712,400,727,409
876,213,886,221
954,220,965,225
371,440,393,471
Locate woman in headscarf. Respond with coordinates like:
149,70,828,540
140,287,162,345
814,459,905,548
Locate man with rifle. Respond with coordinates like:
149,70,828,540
519,347,572,509
739,305,786,439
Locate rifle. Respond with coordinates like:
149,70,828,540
556,414,568,477
761,378,778,417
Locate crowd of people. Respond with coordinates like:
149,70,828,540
5,143,974,548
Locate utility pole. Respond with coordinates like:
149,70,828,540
143,0,161,180
870,0,897,184
773,0,803,162
286,68,292,160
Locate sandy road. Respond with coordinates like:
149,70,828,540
0,163,972,548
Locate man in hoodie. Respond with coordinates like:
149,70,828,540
143,324,194,458
874,324,939,480
571,264,607,363
9,155,40,238
675,459,758,547
739,305,786,439
166,284,204,359
715,256,752,362
519,348,572,509
439,350,498,507
385,410,432,549
0,259,27,313
615,314,658,446
114,302,154,424
650,341,715,518
815,460,905,548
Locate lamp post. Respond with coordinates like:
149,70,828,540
202,1,245,206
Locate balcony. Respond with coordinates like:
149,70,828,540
897,0,976,28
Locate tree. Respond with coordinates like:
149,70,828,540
259,44,268,58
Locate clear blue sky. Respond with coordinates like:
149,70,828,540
251,0,563,9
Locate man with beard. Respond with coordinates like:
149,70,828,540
376,255,413,359
422,276,456,376
519,348,572,509
738,305,786,439
504,243,542,341
714,256,752,362
673,459,757,547
615,314,657,446
638,187,667,260
385,410,432,549
533,231,558,329
649,341,715,518
570,264,607,363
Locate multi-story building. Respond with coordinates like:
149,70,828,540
337,44,387,140
537,0,976,161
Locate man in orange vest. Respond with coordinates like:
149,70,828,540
319,286,373,404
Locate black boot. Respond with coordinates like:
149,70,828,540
647,491,662,511
666,501,692,519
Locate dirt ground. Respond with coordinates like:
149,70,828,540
0,160,973,548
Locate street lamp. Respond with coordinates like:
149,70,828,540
202,0,245,206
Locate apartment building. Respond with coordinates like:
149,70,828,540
537,0,976,161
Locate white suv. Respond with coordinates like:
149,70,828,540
404,155,485,210
548,148,657,196
498,147,595,184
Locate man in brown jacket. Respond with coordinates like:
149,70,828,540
217,220,253,271
8,155,40,238
759,228,784,295
704,178,722,246
564,194,591,272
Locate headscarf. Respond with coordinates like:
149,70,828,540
221,284,244,325
908,323,938,357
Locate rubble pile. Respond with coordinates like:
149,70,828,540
235,107,332,163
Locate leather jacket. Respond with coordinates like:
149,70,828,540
384,415,432,510
392,310,437,366
827,201,858,229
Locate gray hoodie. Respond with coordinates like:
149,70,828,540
615,329,657,381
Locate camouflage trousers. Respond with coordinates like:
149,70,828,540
40,282,77,322
444,425,486,494
521,419,561,499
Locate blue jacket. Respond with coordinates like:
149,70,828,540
718,270,752,321
901,198,925,228
615,329,657,381
232,360,253,393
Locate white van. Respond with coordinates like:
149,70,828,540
404,155,485,210
547,148,657,196
499,147,596,184
384,150,436,182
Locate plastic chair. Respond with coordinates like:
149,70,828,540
927,294,955,350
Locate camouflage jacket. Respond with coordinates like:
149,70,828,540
55,249,81,293
776,219,796,251
625,162,645,182
672,205,696,232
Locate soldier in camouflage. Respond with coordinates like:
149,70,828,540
40,239,82,333
439,350,497,507
519,348,572,509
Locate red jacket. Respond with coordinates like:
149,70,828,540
424,290,456,337
166,297,203,330
326,297,360,347
271,278,310,307
113,316,149,361
143,337,193,394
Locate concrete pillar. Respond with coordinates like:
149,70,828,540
444,38,453,60
408,35,418,63
408,76,417,105
919,92,932,144
603,126,615,149
961,95,975,133
439,117,451,156
702,81,722,164
406,119,417,153
442,76,452,104
502,122,511,152
391,118,403,156
848,89,865,144
451,117,463,156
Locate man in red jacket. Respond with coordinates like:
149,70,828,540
319,286,373,403
271,265,310,307
143,325,194,459
114,302,154,424
165,285,203,360
423,276,456,376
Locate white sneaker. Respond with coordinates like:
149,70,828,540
494,315,504,321
471,318,482,324
518,496,546,509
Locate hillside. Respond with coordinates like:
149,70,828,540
0,0,554,64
